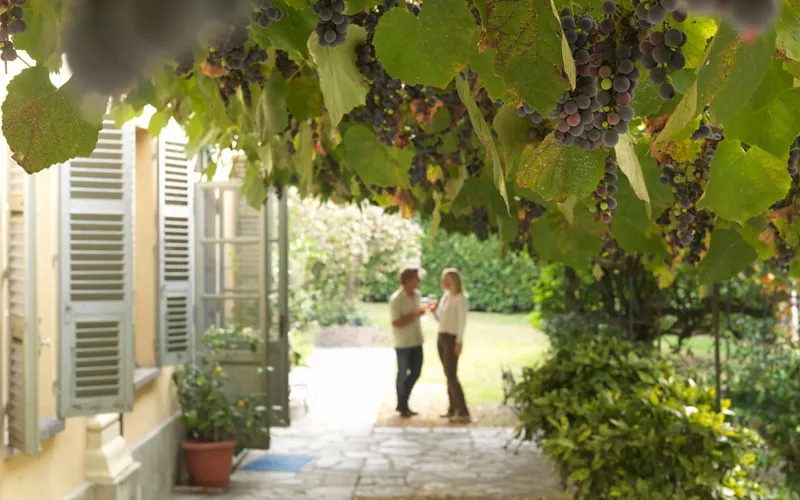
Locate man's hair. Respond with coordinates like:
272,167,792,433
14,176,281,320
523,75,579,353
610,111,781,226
399,267,419,284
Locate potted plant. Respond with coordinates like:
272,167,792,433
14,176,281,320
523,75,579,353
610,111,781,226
173,325,269,488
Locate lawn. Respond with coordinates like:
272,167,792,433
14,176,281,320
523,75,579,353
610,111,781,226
360,301,549,404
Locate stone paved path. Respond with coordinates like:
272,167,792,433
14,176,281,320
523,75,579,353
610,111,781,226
170,348,568,500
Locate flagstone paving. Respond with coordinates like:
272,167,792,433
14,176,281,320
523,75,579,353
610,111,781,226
169,348,568,500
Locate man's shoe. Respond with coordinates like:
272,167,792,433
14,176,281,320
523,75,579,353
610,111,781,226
399,410,414,418
440,412,454,418
449,415,471,424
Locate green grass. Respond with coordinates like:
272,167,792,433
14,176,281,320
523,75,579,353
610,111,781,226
360,302,549,404
660,334,716,358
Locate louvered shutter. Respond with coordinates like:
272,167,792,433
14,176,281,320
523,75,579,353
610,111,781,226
57,117,135,417
5,160,39,454
156,130,195,365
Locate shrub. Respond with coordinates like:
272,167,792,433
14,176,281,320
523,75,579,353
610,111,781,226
514,333,770,499
289,192,421,326
726,339,800,493
361,221,538,313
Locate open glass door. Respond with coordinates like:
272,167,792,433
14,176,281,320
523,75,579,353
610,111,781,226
195,183,290,450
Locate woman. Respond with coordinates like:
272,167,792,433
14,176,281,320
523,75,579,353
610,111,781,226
431,268,470,424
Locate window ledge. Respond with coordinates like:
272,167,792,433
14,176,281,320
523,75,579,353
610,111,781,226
4,418,66,459
134,367,162,392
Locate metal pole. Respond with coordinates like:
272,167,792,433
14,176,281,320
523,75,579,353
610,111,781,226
712,283,721,413
725,282,732,397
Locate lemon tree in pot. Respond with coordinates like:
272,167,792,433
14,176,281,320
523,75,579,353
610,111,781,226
173,325,269,488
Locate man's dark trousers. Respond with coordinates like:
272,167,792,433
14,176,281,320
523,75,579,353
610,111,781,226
395,346,423,412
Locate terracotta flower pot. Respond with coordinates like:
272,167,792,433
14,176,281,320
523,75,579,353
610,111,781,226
182,440,237,488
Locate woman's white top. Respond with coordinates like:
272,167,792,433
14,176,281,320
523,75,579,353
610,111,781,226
436,292,468,343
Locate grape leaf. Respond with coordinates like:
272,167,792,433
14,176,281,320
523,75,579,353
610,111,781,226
469,47,510,103
294,121,314,194
373,0,479,87
346,0,382,14
339,124,410,187
308,25,369,128
254,2,317,60
672,16,718,70
737,218,775,261
777,0,800,60
655,80,697,145
256,70,290,141
12,1,64,72
481,0,568,114
286,75,323,120
698,228,757,285
531,210,603,269
726,86,800,160
516,135,605,203
698,141,791,224
634,141,673,214
148,109,170,137
493,105,531,175
614,133,651,219
744,58,795,112
549,0,575,90
2,67,103,174
612,172,668,258
455,73,509,211
697,22,777,124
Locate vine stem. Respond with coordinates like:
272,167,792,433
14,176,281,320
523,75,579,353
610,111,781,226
16,54,32,68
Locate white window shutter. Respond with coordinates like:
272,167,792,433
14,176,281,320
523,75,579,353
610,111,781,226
57,117,135,418
5,160,39,455
156,130,195,366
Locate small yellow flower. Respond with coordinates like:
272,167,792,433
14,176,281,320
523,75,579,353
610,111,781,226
238,400,245,408
215,366,223,374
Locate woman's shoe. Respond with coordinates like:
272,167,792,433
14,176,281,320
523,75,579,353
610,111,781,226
439,412,454,418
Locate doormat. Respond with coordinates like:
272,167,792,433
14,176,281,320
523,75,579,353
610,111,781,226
241,455,315,472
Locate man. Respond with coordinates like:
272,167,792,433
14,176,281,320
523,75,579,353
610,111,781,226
389,267,425,418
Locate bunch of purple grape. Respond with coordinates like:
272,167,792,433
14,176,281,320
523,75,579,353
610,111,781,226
788,136,800,178
552,3,644,149
313,0,350,47
0,0,27,62
516,103,544,124
591,156,619,223
250,0,284,28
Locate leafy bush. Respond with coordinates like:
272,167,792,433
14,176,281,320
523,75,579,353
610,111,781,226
726,339,800,493
361,221,538,313
514,333,770,499
289,192,421,326
173,326,269,444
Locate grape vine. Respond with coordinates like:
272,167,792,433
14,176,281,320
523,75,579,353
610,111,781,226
0,0,25,62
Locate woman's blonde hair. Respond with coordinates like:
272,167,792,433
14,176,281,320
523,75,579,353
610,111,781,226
442,268,465,295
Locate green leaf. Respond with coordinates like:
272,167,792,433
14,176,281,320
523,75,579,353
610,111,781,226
346,0,382,14
726,87,800,160
481,0,568,113
745,58,795,112
253,2,317,60
698,228,757,285
256,70,289,141
456,73,508,211
698,141,791,224
614,133,651,219
340,124,410,187
549,0,575,90
612,173,668,258
697,22,777,124
286,75,323,120
635,141,673,214
148,109,170,137
655,80,697,145
12,1,64,72
531,210,603,269
469,47,509,103
373,0,479,87
672,16,718,70
516,135,605,203
308,25,370,128
2,67,103,174
293,121,314,193
777,0,800,60
737,218,774,261
493,105,531,174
